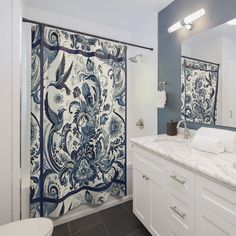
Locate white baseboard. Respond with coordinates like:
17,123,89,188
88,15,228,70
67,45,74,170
53,194,133,226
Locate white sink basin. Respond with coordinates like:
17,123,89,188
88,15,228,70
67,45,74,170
151,138,191,154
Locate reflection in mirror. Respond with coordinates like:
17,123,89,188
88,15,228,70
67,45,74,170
181,19,236,128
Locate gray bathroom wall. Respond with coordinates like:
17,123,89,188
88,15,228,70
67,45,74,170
158,0,236,133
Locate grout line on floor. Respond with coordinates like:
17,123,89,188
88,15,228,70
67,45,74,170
122,202,130,211
125,228,141,236
67,222,72,236
122,201,134,218
122,201,147,233
68,212,103,235
97,211,111,236
103,222,111,236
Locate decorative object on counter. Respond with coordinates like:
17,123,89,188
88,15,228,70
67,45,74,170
181,56,220,125
136,119,144,129
194,127,236,153
168,8,205,33
157,81,167,108
166,120,177,136
192,135,224,154
176,119,190,139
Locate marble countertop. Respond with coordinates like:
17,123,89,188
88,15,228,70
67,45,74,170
130,134,236,190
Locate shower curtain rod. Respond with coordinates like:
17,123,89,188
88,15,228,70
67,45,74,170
22,18,154,51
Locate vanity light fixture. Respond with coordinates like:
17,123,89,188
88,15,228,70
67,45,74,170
168,9,205,33
227,18,236,25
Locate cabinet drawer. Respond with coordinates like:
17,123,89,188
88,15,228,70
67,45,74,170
167,186,195,236
196,204,236,236
133,151,166,185
167,219,192,236
133,152,153,175
133,146,166,168
167,161,195,199
196,175,236,227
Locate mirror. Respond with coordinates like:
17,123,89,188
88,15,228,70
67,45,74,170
181,19,236,128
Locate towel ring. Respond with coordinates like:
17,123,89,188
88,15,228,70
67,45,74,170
159,81,167,91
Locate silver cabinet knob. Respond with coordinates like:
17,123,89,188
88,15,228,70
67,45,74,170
142,174,150,181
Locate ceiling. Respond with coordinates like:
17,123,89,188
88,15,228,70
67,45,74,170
23,0,174,31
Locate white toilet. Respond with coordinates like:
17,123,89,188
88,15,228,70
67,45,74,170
0,218,53,236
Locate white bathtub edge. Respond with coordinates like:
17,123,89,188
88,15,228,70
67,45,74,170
21,162,133,225
54,162,133,226
53,194,133,226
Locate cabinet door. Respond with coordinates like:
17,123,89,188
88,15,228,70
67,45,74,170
133,168,150,225
133,149,167,236
149,173,166,236
196,204,236,236
167,219,186,236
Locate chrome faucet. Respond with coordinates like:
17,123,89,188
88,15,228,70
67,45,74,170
176,119,190,139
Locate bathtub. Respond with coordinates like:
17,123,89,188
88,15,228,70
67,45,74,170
21,161,133,226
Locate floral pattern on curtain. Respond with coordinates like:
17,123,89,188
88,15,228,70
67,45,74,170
181,56,220,124
30,24,127,217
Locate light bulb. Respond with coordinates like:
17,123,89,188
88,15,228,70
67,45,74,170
227,18,236,25
168,21,183,33
184,9,205,25
167,8,205,34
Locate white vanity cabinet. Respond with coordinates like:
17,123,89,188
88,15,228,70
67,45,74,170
132,145,236,236
133,148,167,236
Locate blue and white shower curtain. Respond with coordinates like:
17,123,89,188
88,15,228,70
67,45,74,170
30,24,127,217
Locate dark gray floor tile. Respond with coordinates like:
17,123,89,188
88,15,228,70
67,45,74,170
126,227,152,236
53,223,70,236
72,223,109,236
123,201,133,213
69,213,102,235
99,204,142,236
123,200,141,220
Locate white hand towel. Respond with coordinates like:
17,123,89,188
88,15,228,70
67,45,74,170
195,127,236,153
191,135,224,154
157,90,167,108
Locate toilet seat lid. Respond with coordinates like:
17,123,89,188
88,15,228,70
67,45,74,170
0,218,53,236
